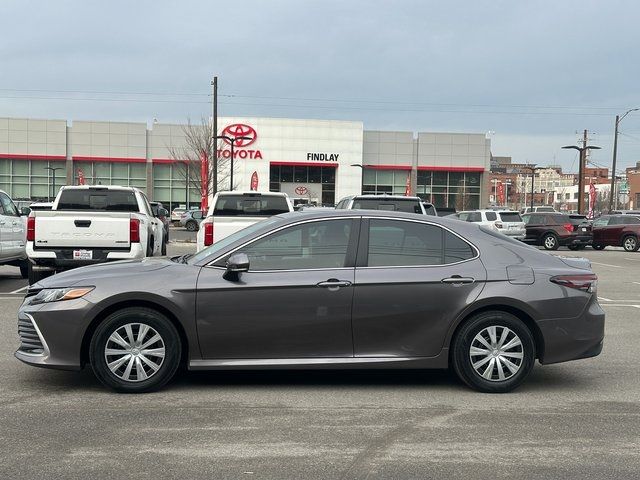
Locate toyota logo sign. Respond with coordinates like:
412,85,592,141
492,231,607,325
294,186,308,196
222,124,257,147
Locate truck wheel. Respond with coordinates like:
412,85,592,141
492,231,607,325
161,239,167,256
27,263,52,285
19,261,29,279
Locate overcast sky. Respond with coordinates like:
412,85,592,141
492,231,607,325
2,0,639,173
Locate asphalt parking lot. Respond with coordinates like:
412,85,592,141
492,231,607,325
1,244,639,479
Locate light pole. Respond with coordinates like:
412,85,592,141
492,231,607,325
44,166,64,201
562,140,601,214
610,108,639,211
520,165,537,211
350,164,371,195
215,135,251,191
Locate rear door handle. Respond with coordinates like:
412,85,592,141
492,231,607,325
316,279,352,290
441,276,475,285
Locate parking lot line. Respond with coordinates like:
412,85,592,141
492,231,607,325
10,285,29,294
601,304,640,308
589,261,622,268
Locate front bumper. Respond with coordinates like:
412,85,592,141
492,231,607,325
14,297,94,371
537,294,605,364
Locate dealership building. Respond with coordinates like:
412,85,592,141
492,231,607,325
0,116,491,209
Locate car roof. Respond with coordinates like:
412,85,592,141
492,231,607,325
352,195,422,200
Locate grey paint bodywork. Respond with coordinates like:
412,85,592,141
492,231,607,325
15,210,605,373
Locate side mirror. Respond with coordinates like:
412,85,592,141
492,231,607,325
158,208,169,217
20,207,31,216
223,252,249,281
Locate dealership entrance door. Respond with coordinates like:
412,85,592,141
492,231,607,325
269,164,336,206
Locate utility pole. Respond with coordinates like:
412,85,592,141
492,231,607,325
609,108,639,212
211,76,218,199
562,132,600,215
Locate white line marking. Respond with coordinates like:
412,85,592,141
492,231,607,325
10,285,29,294
625,257,640,261
598,296,612,302
590,261,622,268
634,282,640,286
601,304,640,308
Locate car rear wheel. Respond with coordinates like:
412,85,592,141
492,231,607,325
542,233,559,250
185,221,198,232
452,311,536,393
89,307,181,393
592,244,605,250
622,235,639,252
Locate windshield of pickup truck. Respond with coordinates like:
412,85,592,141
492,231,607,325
213,195,290,216
56,189,139,212
187,217,280,265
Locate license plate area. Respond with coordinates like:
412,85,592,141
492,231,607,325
73,249,93,260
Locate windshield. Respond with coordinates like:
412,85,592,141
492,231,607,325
187,217,281,265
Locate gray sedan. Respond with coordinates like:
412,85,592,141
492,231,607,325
15,210,604,393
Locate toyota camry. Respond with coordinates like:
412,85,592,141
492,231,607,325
16,210,604,393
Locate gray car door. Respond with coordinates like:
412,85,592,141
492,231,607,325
352,217,487,358
195,217,359,359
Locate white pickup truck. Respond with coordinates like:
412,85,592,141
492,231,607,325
196,191,293,252
26,185,164,284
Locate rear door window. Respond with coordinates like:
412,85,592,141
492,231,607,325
213,195,290,216
485,212,497,221
623,216,640,224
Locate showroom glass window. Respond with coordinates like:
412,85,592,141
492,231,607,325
238,219,352,270
367,219,475,267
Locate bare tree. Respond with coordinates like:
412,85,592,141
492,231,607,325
167,118,239,205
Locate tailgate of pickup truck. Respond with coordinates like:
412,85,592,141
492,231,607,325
34,211,131,248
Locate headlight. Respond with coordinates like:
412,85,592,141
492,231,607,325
30,287,94,305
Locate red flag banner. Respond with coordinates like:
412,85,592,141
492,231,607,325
497,182,505,205
77,168,85,185
250,171,258,191
588,183,596,219
404,173,411,196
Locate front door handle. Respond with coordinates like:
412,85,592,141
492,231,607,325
441,276,475,285
316,279,352,290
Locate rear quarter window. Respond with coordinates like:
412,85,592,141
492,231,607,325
485,212,497,221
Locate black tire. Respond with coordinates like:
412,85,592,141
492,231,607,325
542,233,559,250
89,307,181,393
451,311,536,393
592,244,605,250
19,260,29,279
185,221,198,232
27,262,51,285
622,235,639,252
161,239,167,256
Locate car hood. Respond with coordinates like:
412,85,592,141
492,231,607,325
35,258,173,288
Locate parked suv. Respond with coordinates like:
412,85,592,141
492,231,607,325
458,210,525,240
180,210,204,231
522,212,592,250
592,215,640,252
336,195,426,214
0,190,28,278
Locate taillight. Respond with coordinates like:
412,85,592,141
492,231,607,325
129,218,140,243
26,216,35,242
204,220,214,246
563,223,573,233
550,274,597,293
494,221,503,229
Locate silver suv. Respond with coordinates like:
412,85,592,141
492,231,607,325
458,209,526,240
0,190,28,278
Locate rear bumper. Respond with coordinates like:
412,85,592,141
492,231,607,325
559,235,592,246
538,295,605,364
27,243,145,270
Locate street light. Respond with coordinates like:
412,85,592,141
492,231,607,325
44,166,64,201
215,135,252,191
520,165,537,211
562,144,601,214
351,164,374,195
610,108,639,211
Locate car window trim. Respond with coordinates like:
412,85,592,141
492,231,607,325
358,215,480,269
205,216,361,272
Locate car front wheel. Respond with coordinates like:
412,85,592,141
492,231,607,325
542,233,559,250
89,307,181,393
185,221,198,232
452,311,536,393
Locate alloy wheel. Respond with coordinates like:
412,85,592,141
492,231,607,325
544,235,557,249
623,237,637,252
469,325,524,382
104,323,165,382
